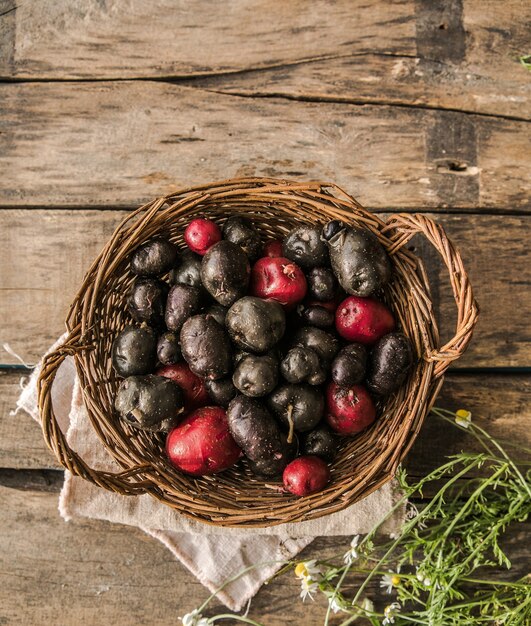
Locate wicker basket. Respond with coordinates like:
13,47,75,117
37,178,478,527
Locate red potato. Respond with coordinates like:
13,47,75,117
263,239,284,258
326,382,376,435
166,406,242,476
156,363,210,412
283,455,330,496
250,257,307,307
184,218,222,256
335,295,395,344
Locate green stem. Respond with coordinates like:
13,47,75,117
211,615,266,626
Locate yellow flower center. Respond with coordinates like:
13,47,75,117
295,563,308,578
391,575,401,586
456,409,471,419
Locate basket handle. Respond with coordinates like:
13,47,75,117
37,331,151,495
383,213,479,377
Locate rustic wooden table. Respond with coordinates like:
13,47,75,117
1,1,529,624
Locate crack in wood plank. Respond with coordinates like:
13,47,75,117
192,86,531,123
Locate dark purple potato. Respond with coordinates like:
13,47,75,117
170,250,203,289
321,220,344,242
299,304,335,328
331,344,367,387
205,378,237,408
165,284,203,332
282,224,328,269
302,425,337,462
307,267,337,302
325,224,391,297
112,325,157,377
127,278,168,327
201,240,250,306
114,374,184,432
247,433,297,478
280,347,325,385
131,238,178,277
205,304,228,327
222,216,262,262
157,331,182,366
291,326,340,364
233,354,278,398
180,314,232,380
226,296,285,353
227,396,288,472
268,384,324,435
366,332,413,395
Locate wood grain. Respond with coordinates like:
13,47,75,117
0,82,529,210
187,52,531,120
2,368,529,474
0,483,528,625
1,1,529,117
0,1,414,79
0,210,528,367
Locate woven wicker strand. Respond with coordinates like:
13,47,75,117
37,178,479,527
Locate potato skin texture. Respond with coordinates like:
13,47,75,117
268,384,324,432
291,326,340,363
326,225,391,297
331,344,367,387
366,332,413,395
201,240,250,306
302,425,337,462
180,314,232,380
326,382,376,435
233,354,278,398
222,216,262,261
283,455,330,496
246,433,297,478
226,396,286,468
131,238,178,277
170,250,203,289
166,406,241,476
205,378,238,408
127,278,168,327
226,296,285,353
282,224,329,269
335,296,395,345
165,284,203,332
115,374,184,432
112,325,157,377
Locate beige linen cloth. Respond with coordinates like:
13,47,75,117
17,336,405,612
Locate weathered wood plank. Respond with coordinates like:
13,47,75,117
188,52,531,120
0,484,528,625
2,368,529,474
0,0,415,79
0,82,529,210
2,1,529,118
0,210,528,366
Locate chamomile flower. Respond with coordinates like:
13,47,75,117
406,502,427,530
294,560,321,580
380,565,401,594
361,597,375,613
416,568,432,587
389,532,400,540
382,602,401,625
299,575,319,601
328,595,345,613
295,560,321,602
180,609,210,626
455,409,472,428
343,534,361,565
